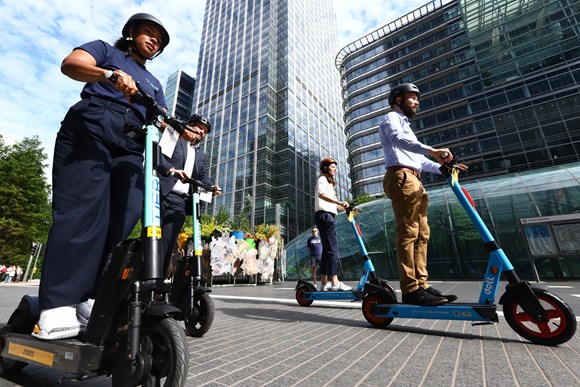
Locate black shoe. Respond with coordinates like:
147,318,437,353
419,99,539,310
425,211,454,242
425,287,458,303
401,287,447,306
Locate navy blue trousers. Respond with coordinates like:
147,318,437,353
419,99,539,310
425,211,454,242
39,98,144,310
314,211,338,277
160,191,187,276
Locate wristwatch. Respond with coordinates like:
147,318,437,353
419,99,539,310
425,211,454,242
104,69,118,83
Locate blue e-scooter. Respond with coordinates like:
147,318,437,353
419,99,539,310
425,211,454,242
295,208,396,306
361,154,577,346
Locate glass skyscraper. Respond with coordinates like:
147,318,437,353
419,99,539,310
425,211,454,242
164,69,196,118
336,0,580,198
194,0,349,241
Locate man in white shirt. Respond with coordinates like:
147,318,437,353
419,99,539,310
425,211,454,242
157,114,220,276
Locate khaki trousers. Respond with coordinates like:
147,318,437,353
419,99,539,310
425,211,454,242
383,169,430,294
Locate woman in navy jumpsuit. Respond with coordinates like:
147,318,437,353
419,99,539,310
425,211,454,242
34,14,170,340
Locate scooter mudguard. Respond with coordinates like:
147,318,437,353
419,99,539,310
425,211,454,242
296,279,316,292
144,303,182,319
499,282,548,322
4,295,40,334
363,282,398,303
84,239,143,345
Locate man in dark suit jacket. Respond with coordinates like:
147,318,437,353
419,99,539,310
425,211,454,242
157,114,220,276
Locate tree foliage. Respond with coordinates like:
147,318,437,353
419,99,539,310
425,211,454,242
351,191,376,206
231,193,253,233
0,135,51,267
215,205,231,229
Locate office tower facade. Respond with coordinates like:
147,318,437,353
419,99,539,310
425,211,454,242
194,0,350,241
336,0,580,198
164,69,196,118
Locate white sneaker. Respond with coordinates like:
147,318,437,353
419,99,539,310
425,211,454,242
76,298,94,328
32,306,82,340
321,282,332,291
331,282,352,291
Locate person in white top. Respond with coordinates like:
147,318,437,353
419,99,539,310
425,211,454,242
314,158,352,292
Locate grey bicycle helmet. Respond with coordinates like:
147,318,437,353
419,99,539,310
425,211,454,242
388,83,420,107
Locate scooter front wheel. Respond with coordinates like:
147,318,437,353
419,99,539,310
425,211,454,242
183,292,215,337
362,291,395,328
295,284,314,307
503,289,576,346
112,318,189,386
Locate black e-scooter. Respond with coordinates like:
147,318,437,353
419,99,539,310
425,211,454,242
0,84,191,385
361,154,577,346
169,178,217,337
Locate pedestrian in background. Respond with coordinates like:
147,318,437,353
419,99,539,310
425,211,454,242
306,227,322,286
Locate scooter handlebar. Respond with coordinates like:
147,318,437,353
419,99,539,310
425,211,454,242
182,178,218,193
439,151,458,178
131,83,192,135
345,206,362,216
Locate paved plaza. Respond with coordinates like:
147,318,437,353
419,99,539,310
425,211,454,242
1,280,580,386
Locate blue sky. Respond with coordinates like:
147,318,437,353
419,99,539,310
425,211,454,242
0,0,430,181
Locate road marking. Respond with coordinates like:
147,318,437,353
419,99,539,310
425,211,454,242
547,285,574,289
212,295,362,308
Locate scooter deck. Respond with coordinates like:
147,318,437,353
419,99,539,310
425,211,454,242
1,332,104,374
302,290,363,301
371,303,498,322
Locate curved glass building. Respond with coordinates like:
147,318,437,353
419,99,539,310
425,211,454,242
336,0,580,198
285,162,580,281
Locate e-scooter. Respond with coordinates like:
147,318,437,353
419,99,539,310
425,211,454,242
361,154,577,346
295,208,396,306
169,178,216,337
0,84,191,384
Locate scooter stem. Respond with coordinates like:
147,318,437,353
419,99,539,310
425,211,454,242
142,118,164,280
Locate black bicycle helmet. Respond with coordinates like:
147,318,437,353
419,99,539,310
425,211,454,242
189,114,212,133
122,13,170,52
388,83,420,107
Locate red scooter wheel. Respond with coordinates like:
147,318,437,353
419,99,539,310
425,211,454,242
502,289,576,346
362,291,394,328
295,284,314,307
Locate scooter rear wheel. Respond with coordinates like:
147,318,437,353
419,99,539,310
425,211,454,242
183,292,215,337
362,291,395,328
503,289,576,346
295,284,314,307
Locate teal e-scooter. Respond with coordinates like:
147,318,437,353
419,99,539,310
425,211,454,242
169,178,217,337
0,83,190,385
